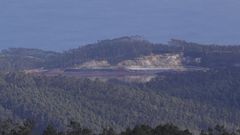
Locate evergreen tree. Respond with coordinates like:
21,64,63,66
42,125,58,135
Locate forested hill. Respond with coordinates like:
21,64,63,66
1,36,240,71
1,37,240,134
43,37,240,68
1,68,240,134
0,48,59,71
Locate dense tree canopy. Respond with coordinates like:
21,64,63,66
0,37,240,134
0,120,238,135
0,68,240,134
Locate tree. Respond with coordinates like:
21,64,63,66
100,128,117,135
67,121,92,135
42,125,58,135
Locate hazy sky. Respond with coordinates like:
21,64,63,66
1,0,240,51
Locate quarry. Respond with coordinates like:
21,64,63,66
24,53,207,82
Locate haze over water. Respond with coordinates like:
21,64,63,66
1,0,240,51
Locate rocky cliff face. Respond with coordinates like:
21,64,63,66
117,53,184,68
75,53,201,70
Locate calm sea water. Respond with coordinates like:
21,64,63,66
1,0,240,51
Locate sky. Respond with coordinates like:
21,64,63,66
1,0,240,51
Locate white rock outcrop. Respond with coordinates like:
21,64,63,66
117,53,183,69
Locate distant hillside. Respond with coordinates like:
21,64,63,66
0,48,59,71
45,36,164,68
40,37,240,69
1,36,240,71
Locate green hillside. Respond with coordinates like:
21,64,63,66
0,69,240,133
1,37,240,70
0,37,240,134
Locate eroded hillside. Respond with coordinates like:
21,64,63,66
118,53,184,69
74,53,184,70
